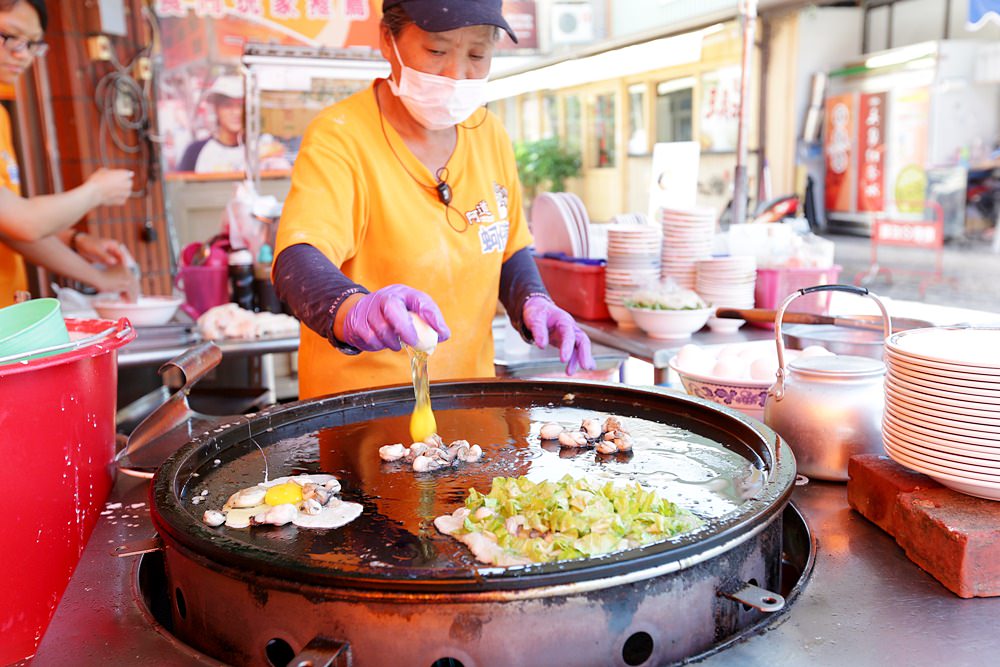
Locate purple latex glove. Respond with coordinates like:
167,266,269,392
342,284,450,352
522,295,596,376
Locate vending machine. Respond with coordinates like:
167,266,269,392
823,40,999,237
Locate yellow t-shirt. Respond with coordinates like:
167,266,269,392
276,83,532,399
0,103,28,308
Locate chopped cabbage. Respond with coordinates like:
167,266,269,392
448,475,702,564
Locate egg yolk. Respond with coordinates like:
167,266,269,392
264,482,303,507
409,402,437,443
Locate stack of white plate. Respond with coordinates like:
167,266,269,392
530,192,591,258
605,224,661,328
695,256,757,333
882,327,1000,501
660,207,716,290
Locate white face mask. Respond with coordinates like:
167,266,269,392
386,37,489,131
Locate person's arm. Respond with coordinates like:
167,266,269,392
4,235,139,299
177,140,207,172
0,169,134,242
499,248,595,375
498,247,549,338
273,243,448,352
58,228,127,266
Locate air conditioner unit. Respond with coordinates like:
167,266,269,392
551,3,594,45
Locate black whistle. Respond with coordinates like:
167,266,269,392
436,180,452,206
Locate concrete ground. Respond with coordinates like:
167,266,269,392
825,232,1000,313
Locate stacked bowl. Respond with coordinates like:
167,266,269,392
660,207,716,290
605,224,661,328
882,327,1000,500
695,256,758,333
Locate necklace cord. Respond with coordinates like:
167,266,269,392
375,79,468,233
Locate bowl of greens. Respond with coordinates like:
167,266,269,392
625,287,712,340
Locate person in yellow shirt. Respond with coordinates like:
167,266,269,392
0,0,136,307
275,0,594,398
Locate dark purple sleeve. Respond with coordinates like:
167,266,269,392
273,243,369,353
499,247,549,339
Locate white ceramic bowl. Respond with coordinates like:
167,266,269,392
93,295,183,326
668,355,772,419
626,306,712,340
606,303,637,329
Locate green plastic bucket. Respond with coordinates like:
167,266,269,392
0,298,70,358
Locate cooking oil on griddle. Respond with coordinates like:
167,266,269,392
180,403,766,578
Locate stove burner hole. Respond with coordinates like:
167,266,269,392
622,631,654,666
430,660,465,667
174,587,187,620
265,638,295,667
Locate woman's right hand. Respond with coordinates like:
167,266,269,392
96,262,140,302
340,285,450,352
86,168,134,207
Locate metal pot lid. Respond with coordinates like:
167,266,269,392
151,379,795,593
789,355,886,377
783,323,884,347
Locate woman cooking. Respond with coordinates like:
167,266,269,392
275,0,594,398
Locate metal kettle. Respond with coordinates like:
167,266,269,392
763,285,890,481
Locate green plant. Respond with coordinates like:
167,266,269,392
514,137,582,197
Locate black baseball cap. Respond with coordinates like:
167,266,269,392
383,0,518,43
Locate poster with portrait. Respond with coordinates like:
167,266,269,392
153,0,383,178
153,1,538,178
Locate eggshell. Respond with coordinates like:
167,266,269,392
749,355,779,381
712,357,750,380
677,344,714,374
410,313,439,353
716,345,743,360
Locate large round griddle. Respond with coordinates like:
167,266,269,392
151,379,795,593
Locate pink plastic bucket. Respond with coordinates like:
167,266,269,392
752,265,842,329
176,264,229,319
0,317,134,664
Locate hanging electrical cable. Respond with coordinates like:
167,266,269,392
93,5,162,201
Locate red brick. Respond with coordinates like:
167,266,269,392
847,454,1000,598
847,454,934,533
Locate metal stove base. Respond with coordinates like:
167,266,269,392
31,476,1000,666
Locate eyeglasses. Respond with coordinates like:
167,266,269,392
0,32,48,57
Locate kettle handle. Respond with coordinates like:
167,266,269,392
770,283,892,400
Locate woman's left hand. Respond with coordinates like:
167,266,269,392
73,232,126,266
522,295,596,376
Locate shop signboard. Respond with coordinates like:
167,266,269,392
856,91,886,212
647,141,700,222
824,92,855,213
698,66,741,153
501,1,538,50
968,0,1000,29
885,87,930,214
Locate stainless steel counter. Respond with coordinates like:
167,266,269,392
576,319,774,383
30,472,1000,666
118,328,300,368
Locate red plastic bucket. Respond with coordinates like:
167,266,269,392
0,317,134,664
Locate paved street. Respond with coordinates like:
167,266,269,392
824,232,1000,314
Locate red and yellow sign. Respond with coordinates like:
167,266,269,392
824,92,855,213
154,0,382,67
856,92,886,212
